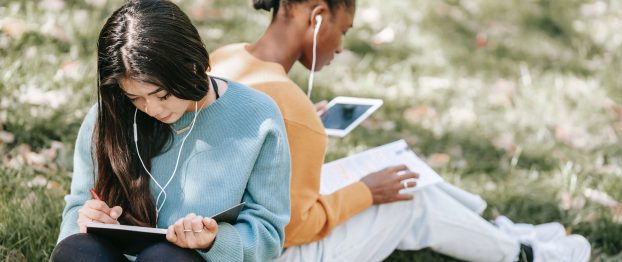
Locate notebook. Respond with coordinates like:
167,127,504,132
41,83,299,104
86,202,244,255
320,140,443,195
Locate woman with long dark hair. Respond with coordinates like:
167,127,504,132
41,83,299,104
51,1,290,261
209,0,591,261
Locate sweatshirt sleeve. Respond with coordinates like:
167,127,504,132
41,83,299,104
283,121,373,247
198,115,291,261
57,105,98,243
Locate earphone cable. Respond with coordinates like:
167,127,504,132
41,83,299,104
307,16,321,98
133,100,203,225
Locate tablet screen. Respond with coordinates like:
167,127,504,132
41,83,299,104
321,103,373,130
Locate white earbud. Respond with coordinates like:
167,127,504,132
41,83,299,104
315,15,322,28
307,14,322,98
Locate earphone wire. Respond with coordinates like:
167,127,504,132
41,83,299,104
154,101,200,211
133,109,166,223
133,100,203,225
307,15,321,98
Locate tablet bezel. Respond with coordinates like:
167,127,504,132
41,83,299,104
321,96,383,137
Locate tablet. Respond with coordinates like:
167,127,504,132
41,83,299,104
321,96,383,137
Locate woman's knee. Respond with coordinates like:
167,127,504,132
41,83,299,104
135,242,203,262
50,233,126,262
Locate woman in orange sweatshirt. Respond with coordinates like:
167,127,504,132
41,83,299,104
209,0,591,261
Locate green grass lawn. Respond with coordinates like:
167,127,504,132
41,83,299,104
1,0,622,261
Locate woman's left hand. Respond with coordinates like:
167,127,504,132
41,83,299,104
166,213,218,250
314,100,328,116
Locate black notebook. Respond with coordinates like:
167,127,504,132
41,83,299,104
86,202,245,255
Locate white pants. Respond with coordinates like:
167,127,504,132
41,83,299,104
276,183,520,262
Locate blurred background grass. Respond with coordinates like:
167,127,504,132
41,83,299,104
1,0,621,261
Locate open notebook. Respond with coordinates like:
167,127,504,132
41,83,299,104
86,202,244,255
320,140,443,195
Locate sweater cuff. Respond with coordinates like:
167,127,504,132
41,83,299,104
197,223,243,261
57,207,80,243
342,181,373,213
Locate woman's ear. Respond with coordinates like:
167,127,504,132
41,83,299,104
309,4,328,28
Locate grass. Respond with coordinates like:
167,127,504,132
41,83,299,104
1,0,621,261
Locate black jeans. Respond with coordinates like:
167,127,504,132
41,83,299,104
50,233,203,262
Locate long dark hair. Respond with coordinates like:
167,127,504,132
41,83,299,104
252,0,356,15
94,0,210,227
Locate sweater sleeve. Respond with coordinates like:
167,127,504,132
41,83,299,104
283,121,373,247
199,116,291,261
57,105,98,243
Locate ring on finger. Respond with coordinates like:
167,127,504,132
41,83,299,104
193,229,203,233
402,181,408,190
183,229,193,232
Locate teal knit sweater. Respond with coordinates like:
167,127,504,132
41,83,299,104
57,81,291,261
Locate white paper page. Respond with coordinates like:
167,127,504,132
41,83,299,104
320,140,444,195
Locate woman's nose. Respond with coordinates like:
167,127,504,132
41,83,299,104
143,99,162,117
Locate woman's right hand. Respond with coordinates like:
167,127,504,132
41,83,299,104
360,164,419,205
77,200,123,233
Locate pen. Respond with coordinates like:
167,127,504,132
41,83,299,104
90,188,101,201
90,188,119,222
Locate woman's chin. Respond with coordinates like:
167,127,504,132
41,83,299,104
157,113,177,124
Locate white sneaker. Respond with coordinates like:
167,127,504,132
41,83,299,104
494,216,566,244
532,222,566,242
533,234,591,262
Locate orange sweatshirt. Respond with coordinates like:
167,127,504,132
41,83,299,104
210,43,373,247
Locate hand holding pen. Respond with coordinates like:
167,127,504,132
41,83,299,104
76,188,124,233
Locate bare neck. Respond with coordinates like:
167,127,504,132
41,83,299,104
247,17,306,73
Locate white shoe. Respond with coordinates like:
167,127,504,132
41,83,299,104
533,234,591,262
494,216,566,243
532,222,566,242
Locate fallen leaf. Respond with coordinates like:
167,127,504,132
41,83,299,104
487,79,516,107
371,27,395,46
403,105,437,124
6,249,26,262
188,1,209,20
492,133,516,153
427,153,450,167
60,61,83,80
447,106,477,128
47,181,62,190
40,0,65,11
21,192,38,209
0,130,14,144
27,175,48,188
476,32,488,48
559,192,586,210
1,18,28,39
41,20,70,42
584,188,619,207
379,121,396,131
85,0,108,7
357,8,381,25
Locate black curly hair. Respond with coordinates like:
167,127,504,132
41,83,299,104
252,0,355,15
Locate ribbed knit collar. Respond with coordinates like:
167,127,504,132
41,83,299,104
169,79,236,135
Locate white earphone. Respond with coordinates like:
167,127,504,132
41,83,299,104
307,14,322,98
133,102,200,225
